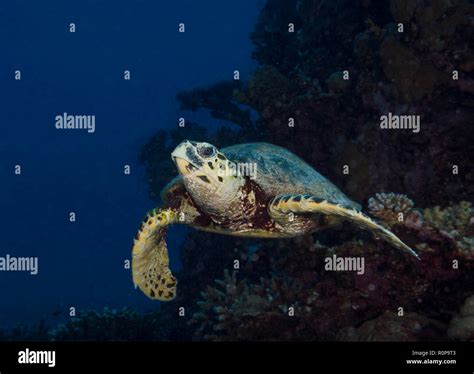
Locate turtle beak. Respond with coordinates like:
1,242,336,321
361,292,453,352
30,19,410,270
173,157,196,175
171,141,199,175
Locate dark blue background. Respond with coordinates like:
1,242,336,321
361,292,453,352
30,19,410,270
0,0,259,327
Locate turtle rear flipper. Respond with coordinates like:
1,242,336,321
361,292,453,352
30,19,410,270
132,208,178,301
269,194,419,259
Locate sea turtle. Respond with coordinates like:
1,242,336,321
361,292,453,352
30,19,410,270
132,140,418,301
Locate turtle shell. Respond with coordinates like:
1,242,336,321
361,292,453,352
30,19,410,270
223,143,360,209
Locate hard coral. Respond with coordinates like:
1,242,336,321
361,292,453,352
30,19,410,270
423,201,473,234
368,192,414,226
189,270,293,341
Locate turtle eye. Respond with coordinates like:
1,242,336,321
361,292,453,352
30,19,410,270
197,145,215,158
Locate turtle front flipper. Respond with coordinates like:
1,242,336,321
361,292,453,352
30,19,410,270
132,208,179,301
268,194,419,259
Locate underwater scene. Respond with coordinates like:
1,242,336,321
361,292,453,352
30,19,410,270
1,0,473,345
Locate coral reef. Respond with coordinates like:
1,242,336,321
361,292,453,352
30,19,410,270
135,0,474,342
187,195,473,341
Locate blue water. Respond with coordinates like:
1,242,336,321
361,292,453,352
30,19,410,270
0,0,259,327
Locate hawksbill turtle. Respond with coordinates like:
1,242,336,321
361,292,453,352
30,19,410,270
132,140,418,301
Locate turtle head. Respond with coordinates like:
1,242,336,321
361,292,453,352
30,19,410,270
171,140,245,215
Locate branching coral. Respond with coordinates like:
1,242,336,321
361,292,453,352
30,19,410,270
423,201,473,234
177,81,255,131
421,202,474,258
368,192,415,226
189,270,307,341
